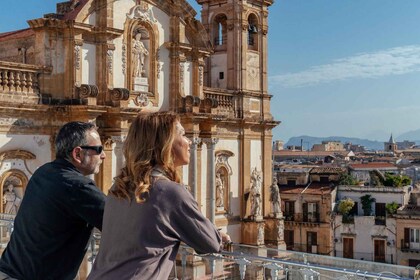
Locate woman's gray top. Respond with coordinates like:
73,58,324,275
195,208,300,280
88,178,222,280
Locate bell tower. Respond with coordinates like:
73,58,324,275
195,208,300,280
198,0,272,93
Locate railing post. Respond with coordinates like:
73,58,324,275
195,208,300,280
415,264,420,280
234,258,251,280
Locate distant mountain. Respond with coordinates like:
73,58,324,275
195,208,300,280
396,129,420,143
285,136,384,151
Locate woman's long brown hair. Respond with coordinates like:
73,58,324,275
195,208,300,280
109,111,181,203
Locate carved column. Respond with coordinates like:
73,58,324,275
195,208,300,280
96,137,115,194
189,137,201,199
203,137,218,223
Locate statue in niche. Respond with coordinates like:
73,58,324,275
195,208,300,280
269,177,281,216
132,32,149,77
215,173,224,208
250,168,262,218
3,183,21,215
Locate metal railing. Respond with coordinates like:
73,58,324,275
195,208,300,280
0,215,414,279
172,244,414,280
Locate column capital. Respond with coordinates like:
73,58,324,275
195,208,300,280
190,137,201,146
202,137,219,147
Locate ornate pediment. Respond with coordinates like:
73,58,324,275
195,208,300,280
127,2,157,23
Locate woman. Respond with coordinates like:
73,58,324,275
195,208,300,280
88,112,230,280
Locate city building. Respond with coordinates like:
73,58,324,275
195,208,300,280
394,188,420,267
348,162,399,185
279,166,344,255
334,185,412,264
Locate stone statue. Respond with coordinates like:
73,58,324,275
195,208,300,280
250,168,262,217
132,32,149,77
269,177,281,215
257,223,264,245
215,173,224,208
3,184,21,215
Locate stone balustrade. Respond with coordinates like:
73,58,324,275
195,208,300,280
204,89,242,118
0,61,51,104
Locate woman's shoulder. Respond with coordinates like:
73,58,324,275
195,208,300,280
152,179,189,198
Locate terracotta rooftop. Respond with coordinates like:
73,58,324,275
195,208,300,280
348,162,397,170
0,29,34,41
310,167,346,174
280,183,335,195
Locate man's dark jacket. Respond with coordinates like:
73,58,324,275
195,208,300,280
0,159,106,280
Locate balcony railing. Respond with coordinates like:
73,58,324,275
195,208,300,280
0,216,415,279
401,239,420,252
375,216,386,226
170,244,414,280
303,212,320,223
0,61,51,104
205,90,242,118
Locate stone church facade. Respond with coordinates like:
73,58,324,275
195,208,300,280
0,0,278,244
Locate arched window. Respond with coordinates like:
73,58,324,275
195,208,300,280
247,14,259,51
213,14,227,50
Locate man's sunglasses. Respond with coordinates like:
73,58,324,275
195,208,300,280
80,145,103,154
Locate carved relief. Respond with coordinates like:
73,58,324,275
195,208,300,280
74,45,81,70
179,62,185,93
134,92,149,107
156,47,161,78
198,65,203,86
247,54,259,79
122,44,127,75
127,2,157,23
107,49,114,71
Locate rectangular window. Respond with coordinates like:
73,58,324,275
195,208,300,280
284,201,295,221
304,202,319,222
307,231,317,253
287,179,296,186
284,230,294,250
219,72,224,80
349,202,358,216
320,176,329,183
410,228,420,250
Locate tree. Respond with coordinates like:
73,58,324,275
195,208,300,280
386,201,399,215
360,194,375,216
383,173,411,187
338,173,358,185
338,198,355,223
338,198,355,216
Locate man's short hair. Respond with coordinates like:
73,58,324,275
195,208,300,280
55,122,97,160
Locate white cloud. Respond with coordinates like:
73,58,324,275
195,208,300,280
269,45,420,88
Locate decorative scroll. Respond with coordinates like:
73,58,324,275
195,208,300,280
77,84,99,98
109,88,130,101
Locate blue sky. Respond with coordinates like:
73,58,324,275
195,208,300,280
2,0,420,142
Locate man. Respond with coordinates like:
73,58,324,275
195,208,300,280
0,122,106,280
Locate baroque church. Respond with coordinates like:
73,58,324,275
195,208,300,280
0,0,279,246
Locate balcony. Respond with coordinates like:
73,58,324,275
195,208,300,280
0,61,51,104
0,216,415,279
204,89,242,119
374,216,386,226
303,212,320,223
401,239,420,253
